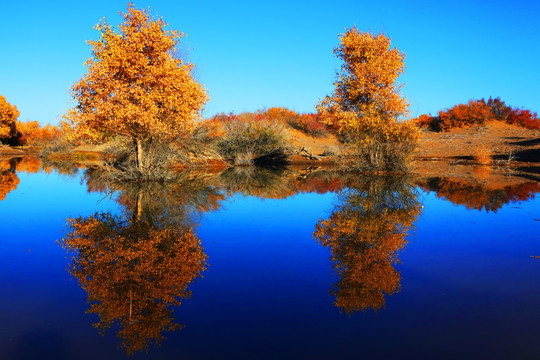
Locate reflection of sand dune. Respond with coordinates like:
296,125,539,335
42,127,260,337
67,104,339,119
315,176,421,314
417,177,540,212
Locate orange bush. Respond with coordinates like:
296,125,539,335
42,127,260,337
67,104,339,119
16,120,62,146
207,107,327,137
415,97,539,131
435,100,491,131
506,108,539,129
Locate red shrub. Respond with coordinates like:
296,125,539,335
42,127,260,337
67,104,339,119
506,108,540,129
414,97,538,131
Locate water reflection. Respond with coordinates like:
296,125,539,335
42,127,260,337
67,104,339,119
0,156,80,201
417,177,540,212
6,157,540,355
59,177,216,355
314,176,421,314
0,158,20,201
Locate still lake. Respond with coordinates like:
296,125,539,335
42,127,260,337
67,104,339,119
1,157,540,359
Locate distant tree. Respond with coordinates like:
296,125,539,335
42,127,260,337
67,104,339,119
16,120,62,146
64,4,208,174
317,27,420,171
0,95,22,146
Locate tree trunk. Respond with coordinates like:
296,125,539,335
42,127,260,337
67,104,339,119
136,190,143,222
136,139,145,173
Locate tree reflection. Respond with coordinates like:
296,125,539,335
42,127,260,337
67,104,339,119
0,156,81,202
417,177,540,212
0,158,20,201
59,179,215,355
314,176,421,314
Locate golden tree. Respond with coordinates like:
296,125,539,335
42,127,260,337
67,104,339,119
64,4,208,174
0,95,21,146
317,28,420,171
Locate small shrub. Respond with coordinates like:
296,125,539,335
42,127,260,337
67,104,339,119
217,119,288,165
338,120,421,173
506,108,540,129
475,147,491,166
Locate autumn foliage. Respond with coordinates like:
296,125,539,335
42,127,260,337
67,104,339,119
317,28,420,171
0,95,22,146
64,4,208,176
314,176,420,314
15,120,62,146
208,107,327,137
414,97,540,131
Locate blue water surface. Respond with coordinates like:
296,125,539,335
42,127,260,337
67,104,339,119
0,166,539,360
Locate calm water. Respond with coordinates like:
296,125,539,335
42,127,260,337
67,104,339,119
1,157,540,359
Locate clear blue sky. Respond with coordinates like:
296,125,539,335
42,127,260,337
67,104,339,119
1,0,538,125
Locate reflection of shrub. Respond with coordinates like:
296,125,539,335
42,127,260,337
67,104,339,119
217,120,288,165
414,97,540,131
218,166,289,197
417,177,540,212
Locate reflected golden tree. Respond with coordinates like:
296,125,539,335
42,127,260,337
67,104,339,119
314,176,420,314
12,156,41,174
0,158,20,201
60,180,213,355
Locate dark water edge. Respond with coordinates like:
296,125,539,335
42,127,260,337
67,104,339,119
1,158,540,359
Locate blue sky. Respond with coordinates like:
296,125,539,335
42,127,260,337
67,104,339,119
1,0,538,125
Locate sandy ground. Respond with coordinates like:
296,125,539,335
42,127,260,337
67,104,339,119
416,121,539,161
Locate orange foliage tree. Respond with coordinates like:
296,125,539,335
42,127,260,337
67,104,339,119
15,120,61,146
0,95,22,146
317,28,420,171
314,176,420,314
64,4,208,174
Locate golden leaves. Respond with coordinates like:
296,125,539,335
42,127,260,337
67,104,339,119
0,95,20,144
65,4,208,145
317,27,420,170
